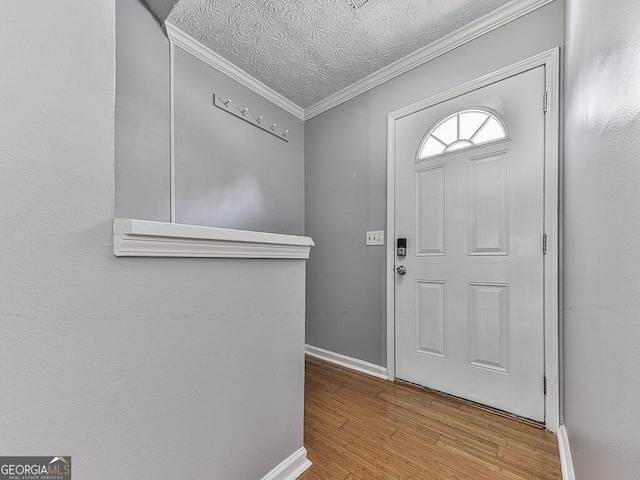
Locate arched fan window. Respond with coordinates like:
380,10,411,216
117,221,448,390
418,109,508,159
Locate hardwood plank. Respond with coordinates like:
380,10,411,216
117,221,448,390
497,445,562,477
393,381,465,410
306,362,392,397
306,398,349,428
379,388,558,463
431,400,558,452
391,429,513,480
306,427,400,480
306,390,399,438
436,434,559,480
308,418,439,480
306,374,344,394
304,446,350,480
302,357,561,480
376,390,499,456
298,470,324,480
341,419,475,480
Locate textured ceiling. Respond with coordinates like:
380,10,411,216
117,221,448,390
149,0,514,109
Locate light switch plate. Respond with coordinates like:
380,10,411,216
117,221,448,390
366,231,384,246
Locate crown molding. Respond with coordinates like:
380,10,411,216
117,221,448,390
303,0,555,120
113,219,314,259
164,22,305,121
164,0,555,121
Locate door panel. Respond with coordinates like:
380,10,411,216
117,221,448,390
416,281,447,358
469,152,509,255
415,166,446,256
469,283,509,372
394,67,546,421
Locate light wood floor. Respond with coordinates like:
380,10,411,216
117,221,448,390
301,356,561,480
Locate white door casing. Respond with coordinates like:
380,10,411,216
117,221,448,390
386,49,560,430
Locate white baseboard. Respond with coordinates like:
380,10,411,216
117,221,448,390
305,344,388,380
558,425,576,480
261,447,311,480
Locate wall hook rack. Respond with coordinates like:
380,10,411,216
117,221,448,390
213,94,289,142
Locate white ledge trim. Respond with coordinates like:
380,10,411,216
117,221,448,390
113,219,314,259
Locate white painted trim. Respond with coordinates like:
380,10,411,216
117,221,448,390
386,117,397,381
558,425,576,480
164,22,305,121
261,447,311,480
164,1,553,120
386,48,561,431
113,218,314,259
304,0,555,119
163,1,554,121
542,47,561,434
169,42,176,223
305,344,388,380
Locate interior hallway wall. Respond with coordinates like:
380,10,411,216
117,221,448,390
173,45,305,234
0,1,306,478
563,0,640,478
305,1,563,366
115,0,171,221
115,0,305,236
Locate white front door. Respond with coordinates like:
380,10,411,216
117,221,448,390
394,67,546,422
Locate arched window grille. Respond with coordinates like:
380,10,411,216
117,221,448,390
418,109,508,159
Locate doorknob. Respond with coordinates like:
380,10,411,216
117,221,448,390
396,265,407,275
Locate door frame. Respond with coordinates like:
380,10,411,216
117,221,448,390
385,48,560,432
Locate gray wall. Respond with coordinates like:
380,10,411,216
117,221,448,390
174,47,305,235
563,0,640,478
0,1,305,479
115,0,171,221
115,0,305,236
305,1,564,366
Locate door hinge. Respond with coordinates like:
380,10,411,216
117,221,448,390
543,234,547,255
543,376,547,395
543,91,549,113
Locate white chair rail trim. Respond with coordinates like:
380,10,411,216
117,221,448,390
113,218,314,259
